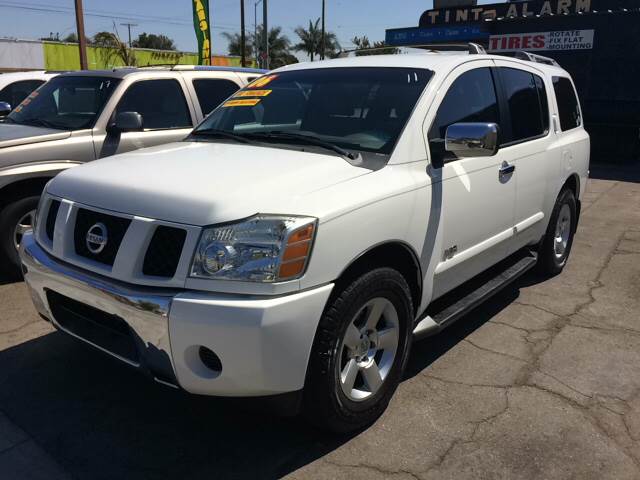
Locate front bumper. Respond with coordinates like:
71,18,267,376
20,233,334,396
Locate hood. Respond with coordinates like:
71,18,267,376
49,141,371,225
0,123,71,149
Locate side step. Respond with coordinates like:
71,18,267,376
413,250,538,340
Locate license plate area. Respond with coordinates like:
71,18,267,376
46,290,139,364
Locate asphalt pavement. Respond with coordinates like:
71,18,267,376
0,164,639,479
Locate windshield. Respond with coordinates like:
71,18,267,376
7,76,120,130
192,67,433,157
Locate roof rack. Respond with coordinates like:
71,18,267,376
338,42,486,57
514,51,559,67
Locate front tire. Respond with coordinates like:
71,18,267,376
0,196,40,277
303,267,413,433
537,188,577,276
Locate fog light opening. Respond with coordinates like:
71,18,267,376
198,346,222,374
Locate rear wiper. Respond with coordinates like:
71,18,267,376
245,131,359,160
190,128,253,144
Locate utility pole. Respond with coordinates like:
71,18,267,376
74,0,88,69
263,0,269,69
240,0,246,67
120,22,138,48
321,0,326,60
254,0,262,67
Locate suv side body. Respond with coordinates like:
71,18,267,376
19,54,589,432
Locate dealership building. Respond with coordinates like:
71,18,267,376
386,0,640,161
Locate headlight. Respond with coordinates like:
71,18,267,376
34,180,54,232
190,215,317,282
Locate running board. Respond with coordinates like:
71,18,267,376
413,250,538,340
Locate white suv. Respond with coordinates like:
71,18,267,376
20,48,589,432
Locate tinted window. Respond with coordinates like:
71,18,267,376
553,76,581,131
193,79,239,116
428,67,499,162
0,80,44,109
500,68,548,143
195,68,433,156
7,76,119,130
117,79,191,130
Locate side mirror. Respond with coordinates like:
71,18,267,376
0,102,12,117
445,122,499,158
109,111,143,132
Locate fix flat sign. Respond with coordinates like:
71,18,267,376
489,30,595,52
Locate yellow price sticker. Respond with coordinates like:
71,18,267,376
223,98,262,107
234,89,272,98
247,74,278,89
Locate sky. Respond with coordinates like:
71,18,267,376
0,0,501,60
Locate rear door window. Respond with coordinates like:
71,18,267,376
499,68,549,143
116,79,192,130
553,76,581,131
193,79,240,116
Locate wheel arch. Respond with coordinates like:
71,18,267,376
0,176,52,210
561,173,581,231
332,241,423,314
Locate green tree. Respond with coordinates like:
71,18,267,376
91,31,137,67
294,19,320,61
62,33,78,43
255,26,297,68
294,18,340,61
351,35,399,56
221,31,255,59
40,32,60,41
132,33,176,51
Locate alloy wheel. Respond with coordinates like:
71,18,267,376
14,209,36,252
554,203,572,260
338,297,400,402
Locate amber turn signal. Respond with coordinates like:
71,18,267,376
278,223,316,280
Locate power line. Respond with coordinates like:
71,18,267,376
0,2,239,30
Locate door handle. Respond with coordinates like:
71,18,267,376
499,163,516,178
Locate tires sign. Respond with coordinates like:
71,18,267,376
489,30,595,52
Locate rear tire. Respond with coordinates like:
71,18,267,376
537,188,577,276
0,196,40,277
303,267,413,434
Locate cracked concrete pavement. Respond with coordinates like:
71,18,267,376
0,167,639,479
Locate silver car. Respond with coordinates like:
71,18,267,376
0,65,266,274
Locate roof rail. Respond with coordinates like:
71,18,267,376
338,42,486,58
514,51,559,67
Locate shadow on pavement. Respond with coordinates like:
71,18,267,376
0,267,20,286
589,161,640,183
0,279,525,480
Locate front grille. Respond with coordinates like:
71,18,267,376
142,226,187,278
74,208,131,266
46,290,139,363
45,200,61,241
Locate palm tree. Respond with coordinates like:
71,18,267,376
321,30,340,59
92,31,137,66
351,35,398,56
255,26,297,68
294,19,321,61
222,31,255,59
295,18,340,61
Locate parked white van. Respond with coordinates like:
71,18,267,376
20,46,589,432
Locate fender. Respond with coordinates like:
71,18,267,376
0,161,82,189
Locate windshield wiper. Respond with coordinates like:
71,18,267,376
190,128,254,144
245,131,359,160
